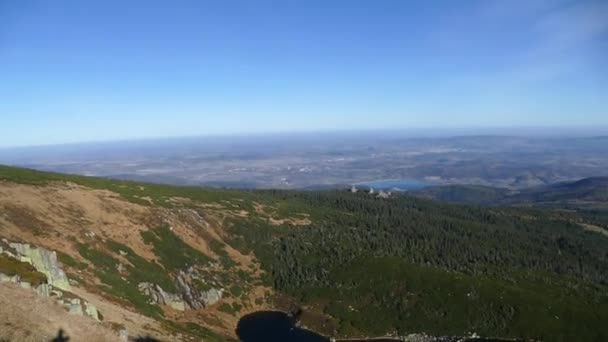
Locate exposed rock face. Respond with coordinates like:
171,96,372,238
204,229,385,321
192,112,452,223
1,241,101,322
200,287,223,307
138,282,187,311
8,243,71,290
36,283,51,297
138,270,223,311
176,270,223,308
69,302,84,316
84,301,100,321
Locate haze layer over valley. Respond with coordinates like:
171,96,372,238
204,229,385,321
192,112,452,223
2,132,608,190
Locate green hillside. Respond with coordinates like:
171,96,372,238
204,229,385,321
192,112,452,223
1,165,608,341
414,185,511,205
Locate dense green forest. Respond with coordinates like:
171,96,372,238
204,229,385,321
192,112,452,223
226,191,608,341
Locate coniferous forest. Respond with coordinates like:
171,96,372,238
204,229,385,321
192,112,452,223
226,191,608,341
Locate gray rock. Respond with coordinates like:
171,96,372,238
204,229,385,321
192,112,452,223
36,283,51,297
9,243,71,290
3,250,16,258
200,288,223,307
176,270,223,308
138,282,186,311
19,281,31,289
138,270,223,311
68,303,83,316
169,300,186,311
118,329,129,342
0,273,11,283
84,301,100,321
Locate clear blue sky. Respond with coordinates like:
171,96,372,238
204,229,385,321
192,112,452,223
1,0,607,147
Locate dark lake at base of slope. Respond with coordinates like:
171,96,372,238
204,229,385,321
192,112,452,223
236,311,522,342
236,311,327,342
236,311,403,342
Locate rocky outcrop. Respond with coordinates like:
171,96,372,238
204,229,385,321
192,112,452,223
200,287,223,307
0,240,100,321
138,270,223,311
176,270,223,308
84,301,100,320
138,282,187,311
68,298,84,316
8,243,71,290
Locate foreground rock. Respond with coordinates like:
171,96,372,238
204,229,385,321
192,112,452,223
7,242,71,290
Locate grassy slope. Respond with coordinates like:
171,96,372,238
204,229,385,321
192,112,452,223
2,165,608,341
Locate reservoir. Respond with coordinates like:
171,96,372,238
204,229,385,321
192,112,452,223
356,179,431,191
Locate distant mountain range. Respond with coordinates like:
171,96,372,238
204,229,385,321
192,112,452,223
414,177,608,209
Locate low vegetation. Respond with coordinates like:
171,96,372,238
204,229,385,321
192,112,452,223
76,243,163,318
2,165,608,341
0,254,47,286
141,226,213,271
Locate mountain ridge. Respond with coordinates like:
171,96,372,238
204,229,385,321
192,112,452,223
1,165,607,341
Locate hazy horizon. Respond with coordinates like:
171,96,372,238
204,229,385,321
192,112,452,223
2,0,607,147
2,125,608,149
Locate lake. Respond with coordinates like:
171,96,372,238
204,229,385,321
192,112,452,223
236,311,404,342
356,179,431,191
236,311,328,342
236,311,517,342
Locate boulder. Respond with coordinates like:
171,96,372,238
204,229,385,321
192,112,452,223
68,303,83,316
9,243,71,290
84,301,100,321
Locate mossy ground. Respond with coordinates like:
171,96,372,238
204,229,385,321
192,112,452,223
0,254,47,286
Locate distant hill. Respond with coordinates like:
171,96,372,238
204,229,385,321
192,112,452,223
414,185,512,205
414,177,608,209
514,177,608,203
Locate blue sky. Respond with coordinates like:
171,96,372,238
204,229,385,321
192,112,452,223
1,0,607,147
